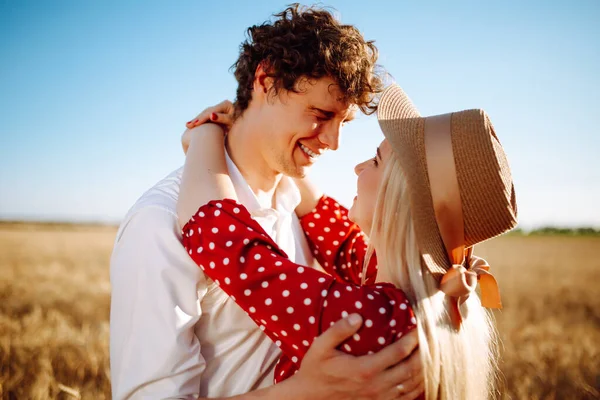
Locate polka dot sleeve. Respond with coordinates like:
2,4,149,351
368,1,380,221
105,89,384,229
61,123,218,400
300,196,378,285
182,199,417,383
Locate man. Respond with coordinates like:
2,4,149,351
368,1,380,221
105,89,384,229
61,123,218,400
110,5,423,399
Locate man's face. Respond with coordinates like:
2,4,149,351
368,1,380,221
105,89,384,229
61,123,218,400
256,76,355,178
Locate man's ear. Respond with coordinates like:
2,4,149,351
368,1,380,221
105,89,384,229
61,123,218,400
253,63,275,101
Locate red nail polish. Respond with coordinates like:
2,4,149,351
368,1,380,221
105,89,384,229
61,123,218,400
210,113,217,121
194,119,199,124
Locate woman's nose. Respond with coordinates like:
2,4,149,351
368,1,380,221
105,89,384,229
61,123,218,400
354,160,367,176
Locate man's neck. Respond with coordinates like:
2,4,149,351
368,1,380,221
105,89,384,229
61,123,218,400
226,115,282,206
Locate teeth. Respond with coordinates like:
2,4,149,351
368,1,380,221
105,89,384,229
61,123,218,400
299,144,319,158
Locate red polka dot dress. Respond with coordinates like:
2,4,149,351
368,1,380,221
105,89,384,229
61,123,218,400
182,196,416,383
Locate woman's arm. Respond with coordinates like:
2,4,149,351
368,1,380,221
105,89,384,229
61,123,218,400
181,199,416,374
177,124,237,229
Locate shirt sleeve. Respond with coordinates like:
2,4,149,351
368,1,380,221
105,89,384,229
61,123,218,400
110,206,207,400
300,196,378,285
181,199,416,379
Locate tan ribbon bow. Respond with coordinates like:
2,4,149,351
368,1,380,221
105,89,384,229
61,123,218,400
424,114,502,330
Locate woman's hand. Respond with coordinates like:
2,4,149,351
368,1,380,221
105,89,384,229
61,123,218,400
182,100,235,154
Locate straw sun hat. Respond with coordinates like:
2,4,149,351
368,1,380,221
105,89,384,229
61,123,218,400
377,84,518,328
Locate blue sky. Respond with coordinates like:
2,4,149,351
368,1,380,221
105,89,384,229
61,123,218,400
1,0,598,228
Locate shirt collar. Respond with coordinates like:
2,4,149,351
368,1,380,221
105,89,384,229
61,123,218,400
225,150,301,215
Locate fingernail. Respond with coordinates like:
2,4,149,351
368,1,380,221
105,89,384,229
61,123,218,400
348,314,362,327
193,119,199,124
210,113,217,121
186,120,192,125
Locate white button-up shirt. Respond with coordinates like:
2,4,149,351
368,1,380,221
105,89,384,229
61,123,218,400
110,154,315,399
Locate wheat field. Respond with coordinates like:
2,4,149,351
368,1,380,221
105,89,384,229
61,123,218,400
1,223,598,399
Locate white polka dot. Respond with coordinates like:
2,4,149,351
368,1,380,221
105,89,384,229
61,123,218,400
341,311,348,318
197,247,203,253
379,307,386,314
243,239,250,245
300,282,308,289
240,256,245,263
212,227,219,234
318,277,326,283
275,261,283,266
244,289,251,296
265,298,272,305
346,286,352,292
209,261,215,269
215,279,220,286
261,281,269,288
339,231,345,236
279,273,287,280
365,319,373,327
271,315,279,321
254,254,261,260
411,317,417,324
281,330,288,336
215,202,222,208
283,290,290,297
225,241,232,247
233,207,240,213
292,344,298,350
287,307,294,314
240,273,247,280
400,303,408,310
343,344,352,351
318,236,324,241
308,222,315,228
378,337,385,345
297,267,304,273
302,340,310,346
324,227,330,232
367,294,374,300
326,250,332,255
333,240,339,246
304,298,311,305
353,333,361,341
292,356,298,363
199,212,205,217
214,210,221,216
249,306,256,313
224,277,230,284
293,324,301,331
323,300,328,307
314,213,321,219
334,291,341,298
308,316,315,324
223,258,229,265
259,325,265,331
390,319,397,327
258,267,265,272
389,300,396,305
329,218,336,223
188,229,194,236
321,289,328,297
355,301,363,309
276,340,281,346
209,243,215,250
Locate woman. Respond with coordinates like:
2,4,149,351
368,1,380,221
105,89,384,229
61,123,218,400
178,84,517,399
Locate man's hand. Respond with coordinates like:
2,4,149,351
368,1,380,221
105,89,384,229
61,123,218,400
182,100,235,154
291,314,424,400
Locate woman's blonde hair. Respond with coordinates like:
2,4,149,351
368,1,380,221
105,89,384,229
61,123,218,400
365,153,499,399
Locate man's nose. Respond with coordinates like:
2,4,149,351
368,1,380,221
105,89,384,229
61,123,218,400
318,123,341,151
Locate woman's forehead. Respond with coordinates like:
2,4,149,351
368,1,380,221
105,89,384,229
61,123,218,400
379,139,393,158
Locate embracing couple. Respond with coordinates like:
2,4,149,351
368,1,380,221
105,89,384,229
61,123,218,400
110,5,518,400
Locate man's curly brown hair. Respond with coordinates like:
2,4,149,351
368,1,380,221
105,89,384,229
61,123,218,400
232,4,384,118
